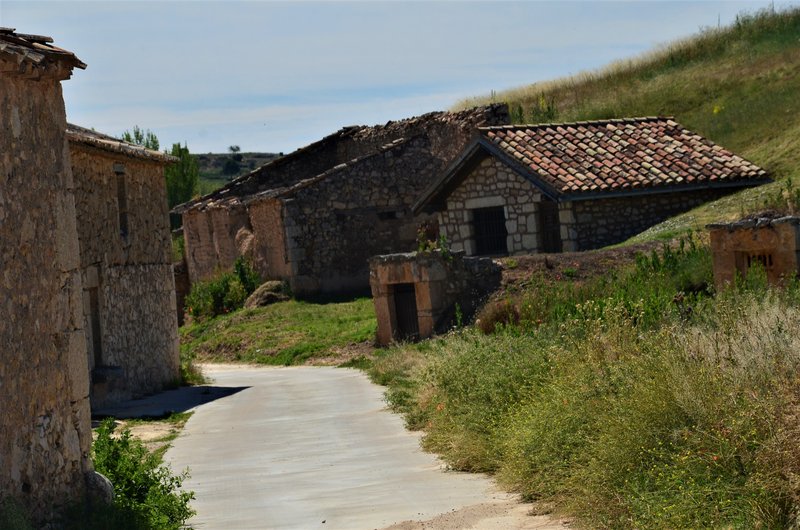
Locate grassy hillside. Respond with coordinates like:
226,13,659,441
456,7,800,238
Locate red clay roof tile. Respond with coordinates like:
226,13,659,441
478,117,767,195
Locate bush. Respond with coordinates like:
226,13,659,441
69,419,195,530
475,299,520,334
185,257,261,320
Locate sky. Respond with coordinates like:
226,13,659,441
1,0,796,154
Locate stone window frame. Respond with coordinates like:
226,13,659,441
463,196,508,256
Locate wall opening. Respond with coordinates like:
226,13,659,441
87,287,102,368
115,166,129,239
735,250,775,277
472,206,508,256
392,283,419,341
538,199,562,253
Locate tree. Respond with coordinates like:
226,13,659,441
121,125,160,151
165,143,199,209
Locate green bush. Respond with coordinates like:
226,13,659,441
71,419,195,530
185,257,261,320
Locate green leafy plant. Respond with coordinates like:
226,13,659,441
69,419,194,530
185,257,262,320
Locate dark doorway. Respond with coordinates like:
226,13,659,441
393,283,419,341
538,200,562,253
472,206,508,256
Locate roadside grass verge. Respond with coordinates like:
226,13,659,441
181,298,376,365
367,242,800,528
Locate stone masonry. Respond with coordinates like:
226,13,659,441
708,215,800,289
68,127,180,409
0,30,93,523
369,251,501,345
178,105,510,296
441,156,544,255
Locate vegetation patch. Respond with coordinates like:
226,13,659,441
63,418,194,529
367,240,800,528
181,297,376,365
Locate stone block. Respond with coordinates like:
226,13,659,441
464,196,504,209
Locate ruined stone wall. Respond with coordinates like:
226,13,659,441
183,203,251,282
563,188,735,251
281,136,440,296
369,251,501,345
71,146,179,408
0,67,92,520
247,198,292,281
439,156,543,255
180,105,509,286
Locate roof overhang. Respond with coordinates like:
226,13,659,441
412,136,771,214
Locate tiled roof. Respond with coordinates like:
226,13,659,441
67,123,176,163
481,117,767,196
0,28,85,75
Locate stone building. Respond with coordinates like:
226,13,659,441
0,28,94,522
175,105,510,297
67,124,181,409
414,117,769,255
708,215,800,289
369,251,501,345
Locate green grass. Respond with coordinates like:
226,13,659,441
456,7,800,239
367,244,800,528
181,298,376,365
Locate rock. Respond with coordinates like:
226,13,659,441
244,281,289,309
85,471,114,506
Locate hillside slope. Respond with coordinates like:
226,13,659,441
455,7,800,239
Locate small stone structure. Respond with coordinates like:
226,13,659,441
175,105,510,297
369,251,501,345
415,118,769,256
0,28,94,523
67,124,181,409
708,215,800,289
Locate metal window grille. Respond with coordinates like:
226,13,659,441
472,207,508,256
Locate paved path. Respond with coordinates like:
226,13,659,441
166,364,563,530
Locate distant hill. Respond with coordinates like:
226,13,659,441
454,7,800,240
195,152,281,195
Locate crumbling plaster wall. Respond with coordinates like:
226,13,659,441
71,146,179,408
0,65,93,520
439,156,543,255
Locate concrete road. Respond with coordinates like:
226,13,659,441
166,364,562,530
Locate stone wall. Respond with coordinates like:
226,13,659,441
71,145,179,409
563,188,735,251
708,215,800,289
181,104,510,287
439,154,739,255
0,62,92,520
247,198,292,281
278,136,440,296
439,156,543,255
369,251,501,345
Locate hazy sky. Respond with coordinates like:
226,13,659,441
1,1,795,154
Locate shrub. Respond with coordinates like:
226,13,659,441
73,419,195,530
185,257,261,320
475,299,520,334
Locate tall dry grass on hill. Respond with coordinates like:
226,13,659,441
456,6,800,240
